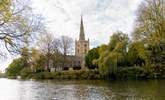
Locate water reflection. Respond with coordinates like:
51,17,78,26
0,78,165,100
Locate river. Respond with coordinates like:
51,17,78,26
0,78,165,100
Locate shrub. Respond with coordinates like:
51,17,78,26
6,58,24,77
20,67,33,79
117,67,146,79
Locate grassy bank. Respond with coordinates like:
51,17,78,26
0,73,6,78
21,70,101,80
108,67,165,80
6,67,165,80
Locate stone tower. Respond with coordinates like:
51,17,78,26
75,16,89,68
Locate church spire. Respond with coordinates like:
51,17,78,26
79,16,85,40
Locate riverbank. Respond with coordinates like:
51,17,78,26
19,70,101,80
6,67,165,80
0,73,6,78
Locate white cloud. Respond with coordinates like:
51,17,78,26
31,0,143,47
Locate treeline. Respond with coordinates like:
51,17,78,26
85,0,165,79
5,34,75,79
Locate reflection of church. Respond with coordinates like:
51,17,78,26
50,16,90,71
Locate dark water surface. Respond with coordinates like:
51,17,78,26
0,78,165,100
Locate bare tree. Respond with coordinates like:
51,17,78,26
52,38,61,54
51,38,62,69
59,36,74,56
37,33,54,70
58,36,74,67
37,34,74,69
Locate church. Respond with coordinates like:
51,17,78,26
75,16,90,68
50,16,90,71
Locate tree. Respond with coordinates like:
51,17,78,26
85,47,99,69
133,0,165,42
133,0,165,74
33,54,46,72
97,31,129,78
51,39,63,69
37,33,55,70
127,41,148,66
20,47,30,67
0,0,43,55
59,36,74,56
6,57,24,77
58,36,74,67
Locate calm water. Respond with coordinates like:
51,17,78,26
0,78,165,100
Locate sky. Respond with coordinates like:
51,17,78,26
0,0,143,72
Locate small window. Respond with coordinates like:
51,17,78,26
84,44,87,47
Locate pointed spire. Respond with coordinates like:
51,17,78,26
79,15,85,40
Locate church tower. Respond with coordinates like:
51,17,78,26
75,16,89,67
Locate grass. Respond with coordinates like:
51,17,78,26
28,70,101,80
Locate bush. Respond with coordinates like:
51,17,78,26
28,70,101,80
6,58,24,78
117,67,146,79
20,67,33,79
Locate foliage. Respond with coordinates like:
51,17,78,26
20,67,33,79
127,41,148,66
149,41,165,74
20,47,31,68
0,72,5,78
32,54,46,72
133,0,165,74
85,47,100,69
29,70,100,80
98,31,129,78
0,0,43,55
117,67,146,79
133,0,165,42
6,58,24,77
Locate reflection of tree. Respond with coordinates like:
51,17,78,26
108,80,163,100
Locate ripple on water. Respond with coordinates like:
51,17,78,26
0,79,165,100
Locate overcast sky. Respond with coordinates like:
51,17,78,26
0,0,143,71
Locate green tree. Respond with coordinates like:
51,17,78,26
127,41,148,66
98,31,129,78
85,47,100,69
6,58,24,77
133,0,165,74
33,54,46,72
133,0,165,42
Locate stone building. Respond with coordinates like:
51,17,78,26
50,16,89,71
75,16,90,68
